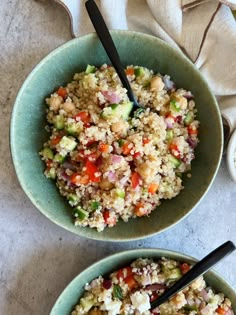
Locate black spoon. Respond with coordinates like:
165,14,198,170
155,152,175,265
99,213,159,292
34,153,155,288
151,241,235,309
85,0,142,115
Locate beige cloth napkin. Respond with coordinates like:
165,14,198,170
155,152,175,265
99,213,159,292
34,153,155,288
56,0,236,137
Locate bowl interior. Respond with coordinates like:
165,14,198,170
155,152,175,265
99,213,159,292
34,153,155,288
50,249,236,314
10,31,223,241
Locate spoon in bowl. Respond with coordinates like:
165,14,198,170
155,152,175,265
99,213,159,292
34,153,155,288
85,0,142,116
151,241,235,309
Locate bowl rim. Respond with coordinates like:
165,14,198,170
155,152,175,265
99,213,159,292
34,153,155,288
226,128,236,183
10,30,223,241
49,247,236,314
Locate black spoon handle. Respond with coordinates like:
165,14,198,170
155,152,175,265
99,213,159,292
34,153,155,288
85,0,138,109
151,241,236,309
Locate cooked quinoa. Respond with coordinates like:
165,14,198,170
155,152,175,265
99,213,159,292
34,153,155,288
40,64,199,231
71,257,234,315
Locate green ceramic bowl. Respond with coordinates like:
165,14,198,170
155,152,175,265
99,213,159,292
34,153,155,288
10,31,223,241
50,248,236,314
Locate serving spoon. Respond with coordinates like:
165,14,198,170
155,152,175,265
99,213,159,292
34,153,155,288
85,0,142,115
151,241,235,309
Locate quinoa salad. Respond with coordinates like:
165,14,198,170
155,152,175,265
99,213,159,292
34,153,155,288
40,64,199,231
71,257,234,315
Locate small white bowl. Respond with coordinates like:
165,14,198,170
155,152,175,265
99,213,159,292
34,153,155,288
227,128,236,182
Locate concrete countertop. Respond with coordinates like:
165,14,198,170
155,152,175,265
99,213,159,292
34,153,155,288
0,1,236,314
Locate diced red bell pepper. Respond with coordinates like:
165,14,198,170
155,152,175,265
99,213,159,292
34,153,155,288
188,125,198,135
143,137,150,145
70,173,89,185
124,274,137,290
122,142,132,155
51,135,63,146
103,210,117,226
148,183,159,194
133,151,141,159
99,143,110,153
117,267,133,280
74,111,91,124
180,263,190,274
125,68,134,76
216,308,227,315
57,87,67,99
85,160,101,182
131,172,141,189
134,202,147,217
169,143,180,159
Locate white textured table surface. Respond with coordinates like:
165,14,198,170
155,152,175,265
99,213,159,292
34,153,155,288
1,1,236,314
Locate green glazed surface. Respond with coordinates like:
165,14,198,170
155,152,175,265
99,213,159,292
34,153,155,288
10,31,223,241
50,248,236,314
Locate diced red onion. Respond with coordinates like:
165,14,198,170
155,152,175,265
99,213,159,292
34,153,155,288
200,289,210,302
183,91,194,99
163,75,175,90
145,283,166,291
120,175,129,186
187,137,197,148
102,90,121,104
111,154,122,164
103,279,112,290
107,171,117,182
59,171,70,181
62,161,78,171
165,117,174,129
226,310,234,315
175,115,182,123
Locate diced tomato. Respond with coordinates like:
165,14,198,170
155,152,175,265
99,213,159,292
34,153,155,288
85,160,101,182
143,137,150,145
131,172,141,189
51,135,62,146
103,210,117,226
133,151,141,159
216,308,227,315
70,173,89,185
169,143,180,159
180,263,190,274
117,267,133,280
134,202,147,217
148,183,159,194
150,293,159,302
124,275,137,290
99,143,110,153
125,67,134,76
122,142,132,155
57,87,67,99
188,125,198,135
74,111,91,124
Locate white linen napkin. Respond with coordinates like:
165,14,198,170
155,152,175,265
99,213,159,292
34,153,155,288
56,0,236,139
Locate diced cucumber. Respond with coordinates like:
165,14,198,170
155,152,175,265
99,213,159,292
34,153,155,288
45,167,56,179
183,304,198,312
53,115,64,130
58,136,77,152
170,100,180,112
91,201,100,210
80,295,95,312
68,194,80,205
166,130,173,141
168,267,182,280
53,153,65,163
134,67,145,77
116,189,125,199
73,206,89,220
41,147,54,160
184,111,194,125
85,65,96,74
65,122,82,136
169,155,181,168
102,102,133,120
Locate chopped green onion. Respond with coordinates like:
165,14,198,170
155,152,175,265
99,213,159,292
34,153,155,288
91,201,100,210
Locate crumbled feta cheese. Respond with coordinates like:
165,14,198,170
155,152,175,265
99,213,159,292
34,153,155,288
130,291,150,313
103,300,122,315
